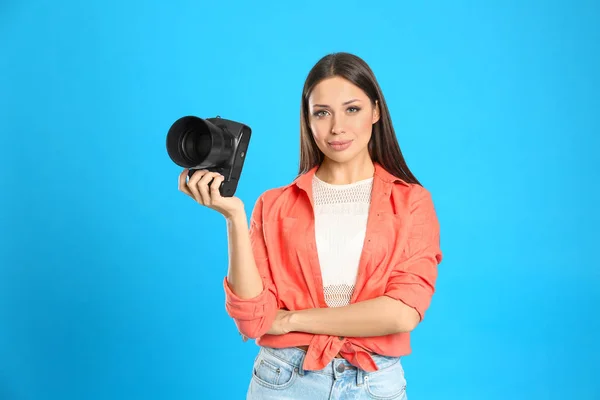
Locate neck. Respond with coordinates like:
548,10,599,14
316,154,375,185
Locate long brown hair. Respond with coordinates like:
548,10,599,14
298,52,421,185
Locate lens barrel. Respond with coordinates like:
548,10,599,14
166,116,233,169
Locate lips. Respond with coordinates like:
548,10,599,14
328,140,352,145
327,139,353,151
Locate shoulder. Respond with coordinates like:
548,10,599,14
374,164,435,208
390,182,438,227
391,180,433,205
255,181,295,206
249,181,299,220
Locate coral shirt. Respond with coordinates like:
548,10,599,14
223,162,443,372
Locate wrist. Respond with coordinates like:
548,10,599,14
286,310,302,333
225,211,247,225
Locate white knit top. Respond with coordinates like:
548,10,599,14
312,174,373,308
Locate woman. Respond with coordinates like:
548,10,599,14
178,52,443,399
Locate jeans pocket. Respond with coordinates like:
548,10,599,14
364,358,407,399
251,348,298,390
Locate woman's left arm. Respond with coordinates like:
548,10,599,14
284,296,420,337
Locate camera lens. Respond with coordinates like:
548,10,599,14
180,128,210,164
166,116,233,169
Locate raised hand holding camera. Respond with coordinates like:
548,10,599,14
166,115,251,198
167,114,251,219
178,168,245,220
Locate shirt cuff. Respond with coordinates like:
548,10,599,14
386,285,431,321
223,277,271,320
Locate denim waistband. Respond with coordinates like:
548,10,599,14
259,346,401,376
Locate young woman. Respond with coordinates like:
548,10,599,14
178,52,443,399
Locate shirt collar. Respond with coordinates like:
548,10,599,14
292,161,409,194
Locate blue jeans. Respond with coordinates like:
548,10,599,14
246,346,408,399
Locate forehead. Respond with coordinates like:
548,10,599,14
308,77,368,105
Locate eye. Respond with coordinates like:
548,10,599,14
313,110,329,118
347,106,361,113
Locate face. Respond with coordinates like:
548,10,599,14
307,76,380,164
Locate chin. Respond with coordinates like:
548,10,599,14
323,151,360,164
317,140,371,164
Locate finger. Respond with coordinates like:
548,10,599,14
209,174,225,199
197,172,219,205
187,170,207,203
178,169,193,197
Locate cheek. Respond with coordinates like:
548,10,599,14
352,115,374,138
310,121,329,141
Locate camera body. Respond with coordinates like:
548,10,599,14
166,115,251,197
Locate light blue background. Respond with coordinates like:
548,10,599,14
1,1,599,399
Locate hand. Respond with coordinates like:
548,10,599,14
178,169,245,220
266,310,294,336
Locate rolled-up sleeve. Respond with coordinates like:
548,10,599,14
223,194,279,338
385,186,443,321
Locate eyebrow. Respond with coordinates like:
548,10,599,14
312,98,361,108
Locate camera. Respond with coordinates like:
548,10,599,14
166,115,251,197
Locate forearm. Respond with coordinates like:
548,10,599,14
287,296,420,337
225,213,264,299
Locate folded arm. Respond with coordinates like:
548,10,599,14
285,186,442,338
287,296,420,337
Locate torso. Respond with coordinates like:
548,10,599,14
295,175,374,358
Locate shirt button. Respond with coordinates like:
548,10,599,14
338,336,345,340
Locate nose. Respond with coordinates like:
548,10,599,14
331,114,345,135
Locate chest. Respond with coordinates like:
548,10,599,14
262,194,412,307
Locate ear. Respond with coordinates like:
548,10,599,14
372,100,380,124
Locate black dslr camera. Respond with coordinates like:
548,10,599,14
166,116,251,197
